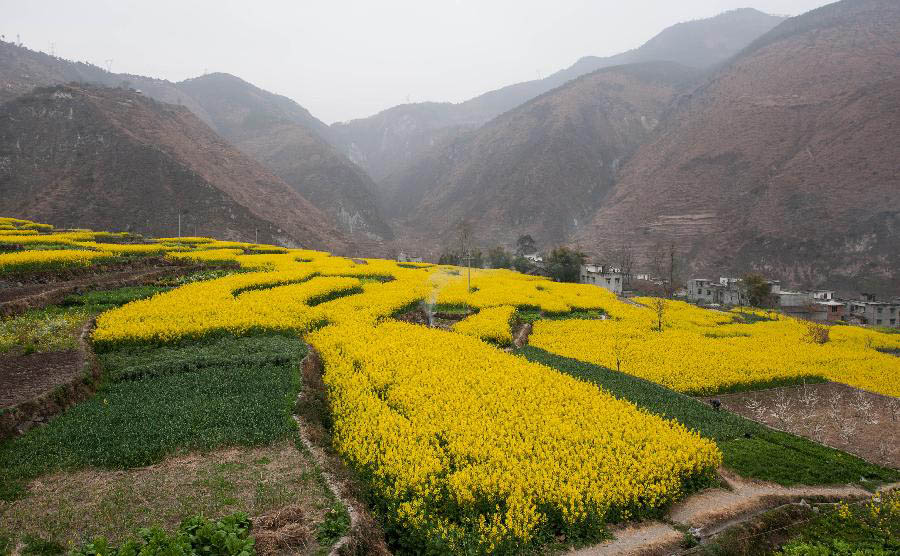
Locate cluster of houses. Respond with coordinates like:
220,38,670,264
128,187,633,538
577,263,899,329
685,277,899,329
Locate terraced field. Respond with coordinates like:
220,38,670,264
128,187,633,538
1,218,897,555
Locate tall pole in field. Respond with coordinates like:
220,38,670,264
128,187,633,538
177,212,181,237
467,250,472,293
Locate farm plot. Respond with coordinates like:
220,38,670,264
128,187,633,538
715,382,900,468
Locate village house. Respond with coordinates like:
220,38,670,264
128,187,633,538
580,264,623,295
687,276,781,307
847,296,900,328
687,278,743,306
774,289,841,320
396,252,423,263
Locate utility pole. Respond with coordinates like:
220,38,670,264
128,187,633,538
255,228,258,244
177,212,182,237
466,249,472,293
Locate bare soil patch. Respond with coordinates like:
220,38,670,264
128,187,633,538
513,322,533,348
0,350,82,408
0,320,99,439
571,522,682,555
712,382,900,468
0,440,333,553
0,260,199,316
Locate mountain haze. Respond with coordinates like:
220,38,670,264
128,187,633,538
387,62,701,255
0,41,390,243
330,8,785,183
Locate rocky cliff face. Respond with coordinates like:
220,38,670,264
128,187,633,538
330,8,785,186
575,0,900,295
386,62,700,256
0,84,347,250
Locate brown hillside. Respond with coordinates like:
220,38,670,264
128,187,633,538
177,73,393,241
575,0,900,295
0,84,346,250
0,43,388,243
388,62,700,257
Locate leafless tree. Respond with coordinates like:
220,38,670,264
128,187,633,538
665,242,681,298
611,334,630,373
827,392,843,421
771,389,792,426
457,220,474,292
799,381,819,409
746,397,768,422
651,298,667,332
812,421,826,442
613,240,635,287
837,416,857,443
890,399,900,423
648,241,666,280
851,390,874,417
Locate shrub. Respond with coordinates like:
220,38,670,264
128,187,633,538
71,512,254,556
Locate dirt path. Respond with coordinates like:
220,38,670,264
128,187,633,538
573,523,683,556
295,348,390,556
513,322,533,348
572,470,896,555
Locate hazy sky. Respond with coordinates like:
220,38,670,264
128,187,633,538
3,1,833,123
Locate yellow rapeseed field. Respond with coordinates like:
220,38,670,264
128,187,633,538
0,249,116,273
530,298,900,396
310,320,720,552
452,305,517,344
6,217,899,552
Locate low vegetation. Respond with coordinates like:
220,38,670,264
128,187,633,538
774,492,899,555
71,512,255,556
0,335,304,500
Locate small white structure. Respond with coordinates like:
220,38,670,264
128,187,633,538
397,252,423,263
524,253,543,263
688,277,745,306
580,264,623,295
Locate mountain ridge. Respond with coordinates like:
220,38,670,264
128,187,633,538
330,8,786,183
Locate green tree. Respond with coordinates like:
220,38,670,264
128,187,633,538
438,251,460,265
545,247,585,283
513,255,533,274
741,273,772,307
515,234,537,257
487,246,512,269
